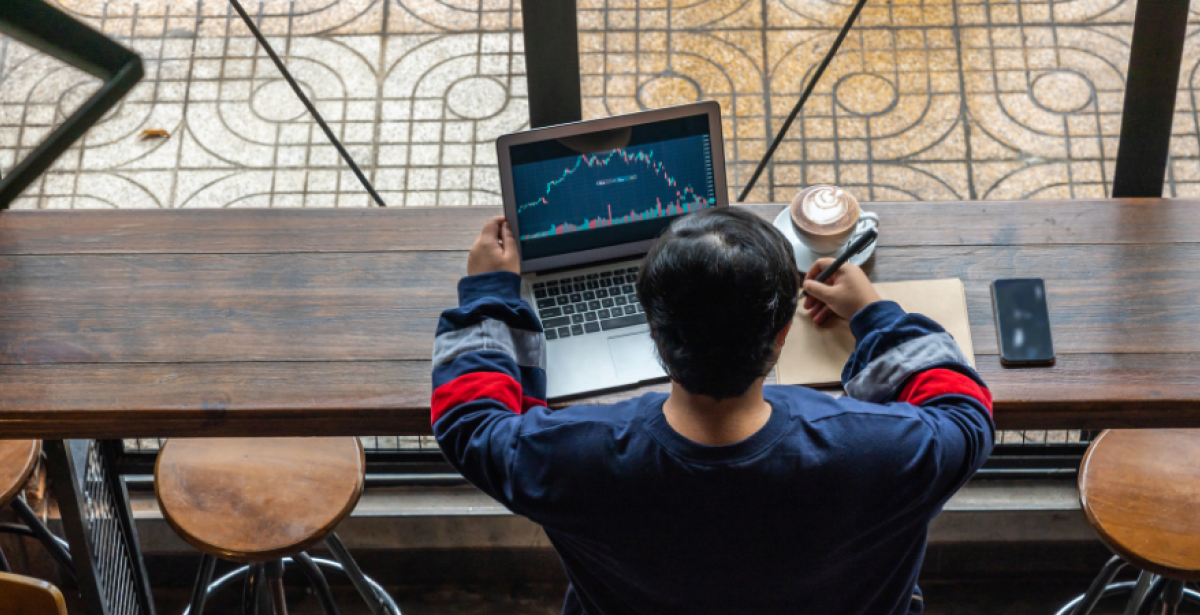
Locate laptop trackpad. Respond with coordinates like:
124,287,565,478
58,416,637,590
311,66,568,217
608,332,667,382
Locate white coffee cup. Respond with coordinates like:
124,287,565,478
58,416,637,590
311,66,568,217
790,185,878,255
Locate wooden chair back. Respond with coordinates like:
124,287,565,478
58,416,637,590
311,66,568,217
0,571,68,615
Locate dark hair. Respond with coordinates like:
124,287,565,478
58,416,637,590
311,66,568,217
637,208,800,399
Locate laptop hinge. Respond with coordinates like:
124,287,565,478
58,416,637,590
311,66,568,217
527,255,643,278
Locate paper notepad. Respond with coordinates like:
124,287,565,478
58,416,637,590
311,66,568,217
776,278,975,387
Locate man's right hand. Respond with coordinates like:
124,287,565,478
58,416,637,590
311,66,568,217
802,259,882,327
467,216,520,276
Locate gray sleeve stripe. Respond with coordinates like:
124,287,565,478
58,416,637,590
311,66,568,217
433,319,546,369
844,333,969,403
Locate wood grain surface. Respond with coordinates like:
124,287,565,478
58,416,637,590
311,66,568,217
155,438,364,563
0,199,1196,254
1079,430,1200,580
0,200,1198,438
0,440,40,506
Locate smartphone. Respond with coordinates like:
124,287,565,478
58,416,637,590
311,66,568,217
991,278,1055,366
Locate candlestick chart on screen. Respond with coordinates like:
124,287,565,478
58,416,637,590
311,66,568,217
514,135,717,241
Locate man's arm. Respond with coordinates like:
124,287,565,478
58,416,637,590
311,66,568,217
803,261,994,500
430,217,547,512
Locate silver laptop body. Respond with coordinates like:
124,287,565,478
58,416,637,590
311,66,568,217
497,101,728,399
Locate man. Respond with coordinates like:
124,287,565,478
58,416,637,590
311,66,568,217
431,208,994,615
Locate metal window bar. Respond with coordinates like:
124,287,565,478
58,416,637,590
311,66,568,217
46,440,156,615
998,430,1085,446
123,436,440,454
122,433,1095,455
122,431,1099,481
83,441,145,615
124,432,1094,454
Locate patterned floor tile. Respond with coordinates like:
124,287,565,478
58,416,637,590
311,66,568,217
5,0,1200,209
961,24,1127,199
578,0,763,31
381,31,528,205
2,21,528,208
765,25,968,201
54,0,389,36
387,0,521,33
581,26,766,201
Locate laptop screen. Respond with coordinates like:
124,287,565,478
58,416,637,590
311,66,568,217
509,113,719,261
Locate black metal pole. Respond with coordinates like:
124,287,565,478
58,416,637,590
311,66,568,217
100,440,157,615
1110,0,1190,198
0,1,143,208
294,552,342,615
225,0,387,207
44,440,111,615
187,554,218,615
738,0,870,202
9,495,76,580
520,0,582,128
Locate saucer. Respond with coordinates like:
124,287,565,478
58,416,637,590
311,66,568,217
773,208,878,273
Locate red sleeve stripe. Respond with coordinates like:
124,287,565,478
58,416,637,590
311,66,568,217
521,396,546,413
431,371,523,425
898,369,993,415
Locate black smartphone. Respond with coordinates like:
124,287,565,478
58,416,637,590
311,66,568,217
991,278,1055,366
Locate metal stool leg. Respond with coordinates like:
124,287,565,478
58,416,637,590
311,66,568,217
258,562,274,615
11,495,76,580
1125,571,1160,615
0,522,74,573
1058,581,1200,615
188,554,218,615
325,533,391,615
184,555,400,615
1134,576,1168,615
1071,556,1129,615
266,560,288,615
244,563,263,615
294,552,341,615
1160,580,1186,615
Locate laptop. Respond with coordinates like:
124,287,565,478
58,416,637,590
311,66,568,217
497,101,728,399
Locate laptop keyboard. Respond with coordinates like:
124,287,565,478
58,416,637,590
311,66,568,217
533,266,647,340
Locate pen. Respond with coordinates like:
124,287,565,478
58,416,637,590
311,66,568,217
798,228,878,300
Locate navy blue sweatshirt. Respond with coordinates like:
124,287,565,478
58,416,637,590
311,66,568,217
432,271,994,615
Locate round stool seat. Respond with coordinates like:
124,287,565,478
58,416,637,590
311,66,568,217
1080,429,1200,581
0,440,40,508
156,438,364,563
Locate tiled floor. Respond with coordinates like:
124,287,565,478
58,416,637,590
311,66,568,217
5,0,1200,209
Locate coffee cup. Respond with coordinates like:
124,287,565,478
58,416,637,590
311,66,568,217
790,185,878,255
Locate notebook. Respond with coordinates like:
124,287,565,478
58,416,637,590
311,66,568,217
776,278,975,387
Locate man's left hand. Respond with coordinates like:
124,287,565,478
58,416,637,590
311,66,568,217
467,216,520,276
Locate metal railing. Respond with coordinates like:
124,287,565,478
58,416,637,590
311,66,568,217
120,430,1095,482
82,441,146,615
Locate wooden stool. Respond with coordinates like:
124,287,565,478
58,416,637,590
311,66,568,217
1060,430,1200,615
0,441,74,579
156,437,398,615
0,441,40,508
0,571,68,614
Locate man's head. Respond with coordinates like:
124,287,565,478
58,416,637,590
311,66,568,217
637,208,800,400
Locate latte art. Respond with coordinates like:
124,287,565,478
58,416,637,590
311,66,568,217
785,184,875,257
790,184,860,236
802,186,851,225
